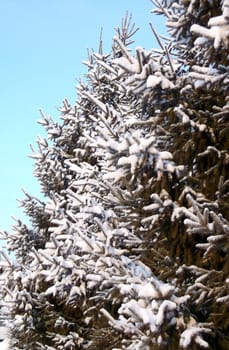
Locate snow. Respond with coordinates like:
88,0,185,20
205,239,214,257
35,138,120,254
146,74,174,89
117,298,177,334
114,56,139,74
46,285,58,296
0,339,9,350
180,327,211,348
217,295,229,303
118,155,139,174
0,326,8,342
143,203,161,211
194,37,209,46
146,75,161,88
191,1,229,49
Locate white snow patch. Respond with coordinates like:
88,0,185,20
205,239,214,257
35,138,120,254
0,339,9,350
180,327,211,348
146,75,161,88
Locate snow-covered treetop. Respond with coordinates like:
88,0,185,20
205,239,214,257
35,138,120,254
0,2,228,350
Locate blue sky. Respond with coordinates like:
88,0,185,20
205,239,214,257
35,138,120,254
0,0,165,233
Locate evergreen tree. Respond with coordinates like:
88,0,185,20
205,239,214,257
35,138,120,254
0,1,228,349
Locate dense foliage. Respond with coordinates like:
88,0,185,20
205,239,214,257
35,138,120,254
1,1,228,349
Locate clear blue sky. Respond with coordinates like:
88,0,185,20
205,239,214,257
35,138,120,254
0,0,165,233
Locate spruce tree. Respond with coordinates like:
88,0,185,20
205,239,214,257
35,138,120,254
0,1,228,349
